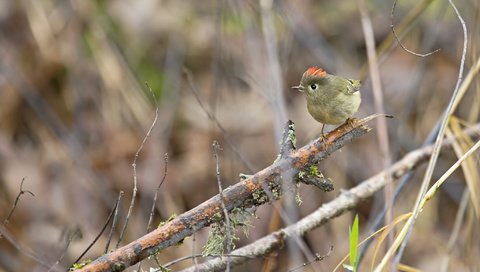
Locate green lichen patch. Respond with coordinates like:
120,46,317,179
69,259,91,270
158,213,177,228
202,207,255,256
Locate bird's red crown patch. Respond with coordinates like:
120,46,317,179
305,66,327,77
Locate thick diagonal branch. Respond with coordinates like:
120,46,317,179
181,123,480,272
77,115,383,272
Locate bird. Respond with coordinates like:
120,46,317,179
292,66,362,137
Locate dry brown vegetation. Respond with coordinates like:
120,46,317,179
0,0,479,271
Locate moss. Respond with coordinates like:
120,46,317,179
252,189,269,204
158,213,177,228
202,207,254,256
211,211,224,223
271,185,280,199
69,259,91,270
203,222,231,256
309,165,320,176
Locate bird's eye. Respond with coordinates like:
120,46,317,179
309,84,318,90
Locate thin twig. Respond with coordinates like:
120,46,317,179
116,86,159,248
72,196,119,266
4,177,35,225
357,0,394,260
146,153,169,233
288,246,334,272
183,68,255,172
259,0,288,141
162,254,255,270
212,140,232,272
137,154,169,272
48,229,80,272
386,0,469,267
391,0,441,57
0,224,52,269
105,191,124,254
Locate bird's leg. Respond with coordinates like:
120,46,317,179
320,123,326,142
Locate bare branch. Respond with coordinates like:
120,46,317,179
289,245,334,272
183,68,255,172
116,84,159,248
212,140,231,271
162,254,255,270
48,229,80,272
73,193,122,266
76,115,385,271
0,179,50,270
146,153,169,233
180,123,480,272
0,224,52,269
105,191,124,254
4,177,35,225
391,0,441,57
357,0,395,261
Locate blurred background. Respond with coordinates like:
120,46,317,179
0,0,479,271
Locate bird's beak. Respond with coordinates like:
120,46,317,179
292,85,304,92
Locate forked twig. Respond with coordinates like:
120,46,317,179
116,84,159,248
4,177,35,225
391,0,441,57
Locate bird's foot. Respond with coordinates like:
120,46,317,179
345,118,359,129
320,133,327,142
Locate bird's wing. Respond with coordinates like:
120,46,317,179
343,85,359,95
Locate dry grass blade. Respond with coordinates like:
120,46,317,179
391,7,473,265
357,0,394,256
447,117,480,218
375,138,480,271
440,189,470,272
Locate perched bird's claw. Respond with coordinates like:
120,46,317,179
345,118,358,129
320,133,327,143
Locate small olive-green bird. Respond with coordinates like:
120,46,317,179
293,66,362,135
